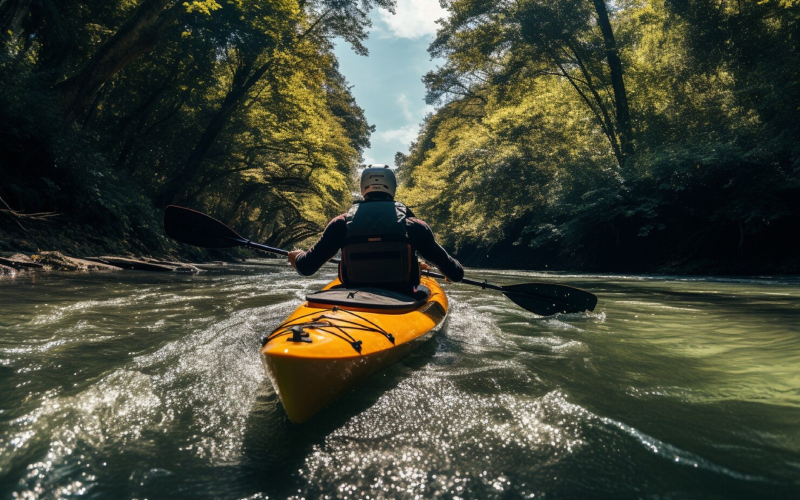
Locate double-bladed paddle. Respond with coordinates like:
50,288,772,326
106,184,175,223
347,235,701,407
422,269,597,316
164,204,298,258
163,205,598,316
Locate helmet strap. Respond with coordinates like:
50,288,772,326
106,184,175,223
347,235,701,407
364,192,393,201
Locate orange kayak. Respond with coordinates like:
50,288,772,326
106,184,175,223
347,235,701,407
260,275,448,423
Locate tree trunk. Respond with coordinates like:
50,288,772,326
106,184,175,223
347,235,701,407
116,63,184,171
55,0,176,123
592,0,633,162
164,58,275,205
560,44,624,165
226,183,265,225
164,11,331,205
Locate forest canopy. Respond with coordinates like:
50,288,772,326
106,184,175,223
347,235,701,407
0,0,391,256
397,0,800,273
1,0,799,273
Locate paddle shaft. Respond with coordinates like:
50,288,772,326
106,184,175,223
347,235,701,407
166,204,486,283
235,236,342,264
242,239,288,256
422,269,502,290
246,236,458,283
242,245,593,314
222,232,457,282
164,205,597,314
244,238,443,278
191,225,544,295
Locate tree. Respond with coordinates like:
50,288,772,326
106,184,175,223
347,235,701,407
0,0,382,254
54,0,184,123
427,0,634,167
399,0,800,272
163,0,394,205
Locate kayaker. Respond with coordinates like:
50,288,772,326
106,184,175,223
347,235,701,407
287,164,464,293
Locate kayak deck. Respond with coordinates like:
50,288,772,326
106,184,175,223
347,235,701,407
260,275,448,423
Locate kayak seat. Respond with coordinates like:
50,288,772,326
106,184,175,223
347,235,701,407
306,285,431,311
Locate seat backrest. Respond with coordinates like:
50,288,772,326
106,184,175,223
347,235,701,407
342,200,416,287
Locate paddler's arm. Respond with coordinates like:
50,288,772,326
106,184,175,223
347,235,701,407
407,218,464,283
290,215,346,276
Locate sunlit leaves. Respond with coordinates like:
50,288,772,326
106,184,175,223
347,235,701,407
183,1,222,15
401,0,800,270
0,0,380,251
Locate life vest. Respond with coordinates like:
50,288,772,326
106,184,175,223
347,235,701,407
341,200,417,287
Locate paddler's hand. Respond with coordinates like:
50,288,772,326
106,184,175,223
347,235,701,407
420,261,452,283
288,250,304,269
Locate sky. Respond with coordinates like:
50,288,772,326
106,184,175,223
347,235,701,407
332,0,449,167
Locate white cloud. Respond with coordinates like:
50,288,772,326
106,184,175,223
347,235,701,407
378,124,419,146
398,94,414,121
378,0,448,39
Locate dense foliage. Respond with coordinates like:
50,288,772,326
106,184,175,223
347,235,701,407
398,0,800,273
0,0,390,256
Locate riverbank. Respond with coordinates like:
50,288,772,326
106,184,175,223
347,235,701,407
4,215,799,277
453,235,800,276
0,251,219,276
0,219,255,278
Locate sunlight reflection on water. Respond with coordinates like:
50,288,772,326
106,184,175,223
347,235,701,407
1,267,799,499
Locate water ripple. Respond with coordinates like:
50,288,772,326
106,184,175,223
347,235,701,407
1,268,798,499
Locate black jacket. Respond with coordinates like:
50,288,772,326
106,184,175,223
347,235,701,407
295,201,464,284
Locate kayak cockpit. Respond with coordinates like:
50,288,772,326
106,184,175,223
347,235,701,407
306,285,430,311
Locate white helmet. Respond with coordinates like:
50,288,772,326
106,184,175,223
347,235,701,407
360,164,397,198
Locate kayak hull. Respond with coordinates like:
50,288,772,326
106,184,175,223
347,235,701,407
260,276,448,423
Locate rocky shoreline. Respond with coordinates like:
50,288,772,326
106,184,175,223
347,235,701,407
0,251,229,276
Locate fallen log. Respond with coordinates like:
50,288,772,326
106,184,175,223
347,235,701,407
84,256,177,272
141,257,201,273
32,252,122,271
0,253,44,269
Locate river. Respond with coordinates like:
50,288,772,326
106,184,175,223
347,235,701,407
1,264,798,499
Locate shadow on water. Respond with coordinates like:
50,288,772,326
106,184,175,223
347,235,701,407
597,281,800,312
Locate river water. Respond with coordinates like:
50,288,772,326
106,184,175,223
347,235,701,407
1,264,798,499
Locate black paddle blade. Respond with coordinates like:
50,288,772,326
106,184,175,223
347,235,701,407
501,283,598,315
164,205,246,249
